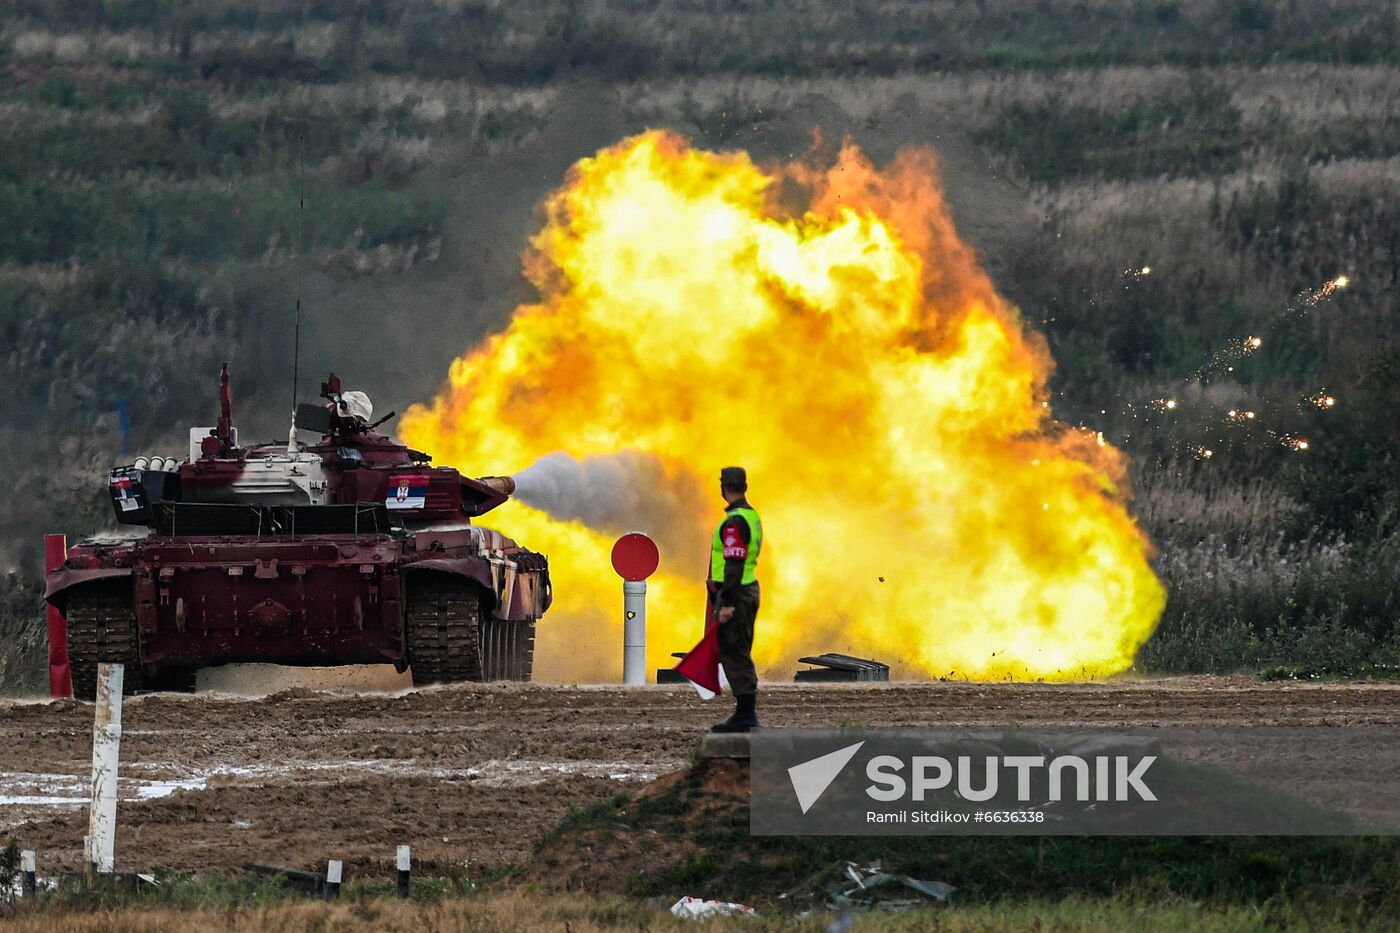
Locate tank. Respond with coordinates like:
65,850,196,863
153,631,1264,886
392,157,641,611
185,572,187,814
44,364,551,699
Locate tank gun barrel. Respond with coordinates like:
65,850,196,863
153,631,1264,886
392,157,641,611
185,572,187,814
476,475,517,497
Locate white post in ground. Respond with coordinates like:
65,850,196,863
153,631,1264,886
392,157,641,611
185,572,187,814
623,580,646,686
20,850,36,899
395,844,411,899
87,662,124,874
325,859,343,900
610,532,660,687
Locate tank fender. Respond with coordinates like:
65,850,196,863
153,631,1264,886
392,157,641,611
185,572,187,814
44,568,133,610
404,558,545,621
403,559,498,609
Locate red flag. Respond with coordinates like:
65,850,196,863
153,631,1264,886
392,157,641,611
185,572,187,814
675,591,725,699
675,626,723,699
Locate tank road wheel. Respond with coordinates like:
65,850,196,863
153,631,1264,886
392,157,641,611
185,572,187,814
480,618,537,682
66,586,144,702
405,576,485,686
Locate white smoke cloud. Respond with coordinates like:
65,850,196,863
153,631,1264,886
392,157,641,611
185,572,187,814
512,450,710,569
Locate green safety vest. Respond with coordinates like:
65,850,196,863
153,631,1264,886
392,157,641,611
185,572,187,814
710,506,762,586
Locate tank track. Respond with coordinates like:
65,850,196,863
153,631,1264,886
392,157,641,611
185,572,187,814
405,576,485,686
405,576,536,685
66,587,144,702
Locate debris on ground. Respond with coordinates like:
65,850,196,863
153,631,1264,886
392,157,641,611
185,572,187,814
670,895,757,918
783,860,954,913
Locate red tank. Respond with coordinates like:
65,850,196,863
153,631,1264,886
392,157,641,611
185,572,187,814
44,364,551,699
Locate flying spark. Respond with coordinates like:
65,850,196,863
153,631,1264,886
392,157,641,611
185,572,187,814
1303,274,1351,307
1220,406,1312,454
1192,335,1264,380
1267,430,1311,451
1192,276,1352,383
1305,390,1337,410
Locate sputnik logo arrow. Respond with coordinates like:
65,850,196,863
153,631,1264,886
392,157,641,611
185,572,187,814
787,741,865,814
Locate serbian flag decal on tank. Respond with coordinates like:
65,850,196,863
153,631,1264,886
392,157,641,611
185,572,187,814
111,475,139,512
386,472,431,510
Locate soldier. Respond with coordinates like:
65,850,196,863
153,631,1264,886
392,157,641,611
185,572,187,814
709,466,763,733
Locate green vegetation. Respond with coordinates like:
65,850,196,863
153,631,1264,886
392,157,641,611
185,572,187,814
4,0,1399,83
978,80,1249,183
0,175,441,264
0,838,17,908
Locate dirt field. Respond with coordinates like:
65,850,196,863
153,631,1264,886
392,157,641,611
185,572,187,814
1,677,1397,878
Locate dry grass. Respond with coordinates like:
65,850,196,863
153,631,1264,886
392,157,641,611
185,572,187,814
1139,468,1294,550
4,55,1396,169
0,890,1346,932
7,23,341,63
209,79,556,126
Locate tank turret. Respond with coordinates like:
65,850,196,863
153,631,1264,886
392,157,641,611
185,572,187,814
107,364,514,530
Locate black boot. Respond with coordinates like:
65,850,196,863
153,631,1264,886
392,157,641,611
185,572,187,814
711,693,760,733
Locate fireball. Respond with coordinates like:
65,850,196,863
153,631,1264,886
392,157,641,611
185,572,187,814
401,131,1165,682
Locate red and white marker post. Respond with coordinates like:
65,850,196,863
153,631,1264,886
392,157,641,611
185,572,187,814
45,534,72,699
610,532,659,686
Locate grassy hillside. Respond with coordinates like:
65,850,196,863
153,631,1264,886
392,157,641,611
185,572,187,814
2,1,1398,688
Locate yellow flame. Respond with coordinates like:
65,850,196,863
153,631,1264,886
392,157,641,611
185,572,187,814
401,132,1165,682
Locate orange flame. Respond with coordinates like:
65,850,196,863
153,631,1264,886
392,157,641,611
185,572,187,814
401,132,1164,682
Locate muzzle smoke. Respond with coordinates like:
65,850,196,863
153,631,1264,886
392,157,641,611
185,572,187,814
512,451,709,570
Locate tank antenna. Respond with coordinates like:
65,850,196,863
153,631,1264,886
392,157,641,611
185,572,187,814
288,124,306,453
